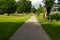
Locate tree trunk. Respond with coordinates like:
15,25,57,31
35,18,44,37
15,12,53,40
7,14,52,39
8,13,10,16
44,7,51,20
44,7,48,20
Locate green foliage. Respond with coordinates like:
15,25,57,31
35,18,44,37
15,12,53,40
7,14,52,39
31,6,36,13
45,0,54,7
0,0,17,16
5,0,17,16
36,5,44,16
49,14,60,20
0,0,5,14
36,15,60,40
37,5,44,13
43,0,55,19
44,0,55,14
0,14,31,40
17,0,32,13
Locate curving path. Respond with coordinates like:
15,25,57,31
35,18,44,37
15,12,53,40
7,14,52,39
9,16,51,40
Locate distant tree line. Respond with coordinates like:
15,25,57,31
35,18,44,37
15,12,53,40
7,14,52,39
0,0,56,19
0,0,33,16
31,5,44,14
0,0,44,16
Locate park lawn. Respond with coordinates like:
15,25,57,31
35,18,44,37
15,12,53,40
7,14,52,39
0,14,31,40
36,15,60,40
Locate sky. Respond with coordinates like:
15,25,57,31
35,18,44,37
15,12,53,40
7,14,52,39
16,0,58,8
30,0,43,8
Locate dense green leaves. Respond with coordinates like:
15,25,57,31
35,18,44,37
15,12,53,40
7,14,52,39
44,0,55,12
49,14,60,20
37,5,44,13
44,0,55,7
17,0,32,13
0,0,17,16
0,0,5,14
43,0,55,19
36,5,44,16
31,6,36,13
6,0,17,16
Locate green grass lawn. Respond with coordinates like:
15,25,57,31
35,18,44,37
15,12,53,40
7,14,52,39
0,14,31,40
36,15,60,40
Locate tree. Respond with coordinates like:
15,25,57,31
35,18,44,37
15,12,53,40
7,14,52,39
6,0,17,16
17,0,32,13
37,5,44,16
31,6,36,13
0,0,5,15
43,0,55,19
37,5,44,13
0,0,17,16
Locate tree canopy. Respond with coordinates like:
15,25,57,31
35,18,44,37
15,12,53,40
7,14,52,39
17,0,32,13
44,0,55,7
0,0,17,16
37,5,44,13
31,6,36,13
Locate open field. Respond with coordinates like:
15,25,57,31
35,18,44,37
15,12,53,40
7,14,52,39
36,15,60,40
0,14,31,40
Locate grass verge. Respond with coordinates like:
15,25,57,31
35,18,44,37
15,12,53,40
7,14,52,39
0,14,31,40
36,15,60,40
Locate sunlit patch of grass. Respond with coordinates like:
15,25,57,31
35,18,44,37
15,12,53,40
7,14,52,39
0,14,31,40
36,15,60,40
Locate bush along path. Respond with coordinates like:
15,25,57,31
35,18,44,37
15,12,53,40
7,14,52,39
9,16,51,40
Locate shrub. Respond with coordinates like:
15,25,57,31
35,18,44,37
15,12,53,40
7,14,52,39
49,14,60,20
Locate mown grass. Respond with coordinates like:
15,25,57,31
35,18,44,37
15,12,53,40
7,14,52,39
36,15,60,40
0,14,31,40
